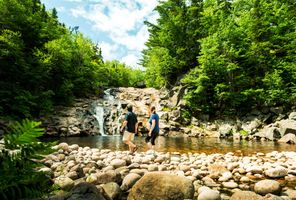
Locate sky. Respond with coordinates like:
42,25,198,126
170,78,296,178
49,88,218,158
40,0,159,69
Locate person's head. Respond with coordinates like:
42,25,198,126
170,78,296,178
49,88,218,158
127,104,133,112
150,106,156,114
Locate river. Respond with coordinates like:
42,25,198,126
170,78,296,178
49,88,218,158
44,135,296,155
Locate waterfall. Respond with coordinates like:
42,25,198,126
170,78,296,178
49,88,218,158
94,105,106,136
104,88,114,101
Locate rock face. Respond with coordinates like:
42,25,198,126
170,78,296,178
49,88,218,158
127,172,194,200
40,86,296,142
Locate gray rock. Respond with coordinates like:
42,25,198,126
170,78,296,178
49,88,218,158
230,191,263,200
198,189,221,200
202,177,219,187
96,170,122,185
278,133,296,144
128,172,194,200
288,112,296,120
254,180,281,195
110,159,126,169
265,167,288,178
54,176,74,191
121,173,141,191
258,127,281,141
50,182,106,200
222,181,238,189
283,189,296,199
102,182,122,200
278,119,296,136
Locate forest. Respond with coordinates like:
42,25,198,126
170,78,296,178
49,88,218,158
0,0,144,120
143,0,296,116
1,0,296,119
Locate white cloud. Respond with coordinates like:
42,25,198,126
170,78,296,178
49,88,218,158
121,54,140,68
70,0,159,67
56,6,66,12
99,42,120,61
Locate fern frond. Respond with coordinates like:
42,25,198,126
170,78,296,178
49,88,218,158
0,119,56,199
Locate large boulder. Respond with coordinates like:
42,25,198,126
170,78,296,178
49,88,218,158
256,127,281,141
127,172,194,200
277,119,296,136
254,180,281,195
278,133,296,144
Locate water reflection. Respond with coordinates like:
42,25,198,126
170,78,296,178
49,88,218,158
45,136,296,155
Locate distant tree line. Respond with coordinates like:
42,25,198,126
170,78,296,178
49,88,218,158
0,0,144,119
143,0,296,117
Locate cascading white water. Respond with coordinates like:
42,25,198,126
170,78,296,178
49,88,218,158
94,105,106,136
104,88,114,101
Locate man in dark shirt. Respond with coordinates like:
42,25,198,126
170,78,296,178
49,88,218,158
120,105,138,153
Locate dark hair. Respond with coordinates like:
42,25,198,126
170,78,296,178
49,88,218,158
127,105,133,112
150,106,156,113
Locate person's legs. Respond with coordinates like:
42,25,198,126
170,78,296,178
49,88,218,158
150,132,158,152
145,135,152,150
123,131,136,153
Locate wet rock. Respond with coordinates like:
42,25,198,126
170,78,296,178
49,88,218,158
128,172,194,200
254,180,281,195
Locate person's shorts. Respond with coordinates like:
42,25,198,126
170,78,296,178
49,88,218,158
122,131,135,141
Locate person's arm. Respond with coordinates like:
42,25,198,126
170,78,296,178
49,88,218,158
121,120,128,133
135,122,138,134
149,119,156,136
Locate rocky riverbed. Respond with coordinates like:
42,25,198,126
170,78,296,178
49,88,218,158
44,143,296,200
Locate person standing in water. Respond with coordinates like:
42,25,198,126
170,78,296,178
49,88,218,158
145,106,159,152
120,105,138,154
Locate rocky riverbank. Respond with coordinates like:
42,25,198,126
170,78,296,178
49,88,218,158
41,87,296,146
44,143,296,200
